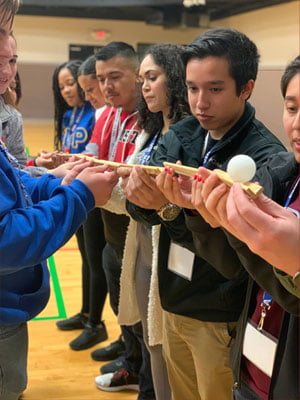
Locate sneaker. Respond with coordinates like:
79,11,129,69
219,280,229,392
91,336,125,361
56,313,88,331
100,355,126,374
95,368,139,392
69,322,108,351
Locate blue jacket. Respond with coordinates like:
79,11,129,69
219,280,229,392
0,147,95,324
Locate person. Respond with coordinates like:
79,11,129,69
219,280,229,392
0,34,27,165
50,58,109,351
100,42,190,399
78,54,107,119
189,55,300,399
55,55,110,351
122,28,286,400
81,42,155,399
0,3,119,399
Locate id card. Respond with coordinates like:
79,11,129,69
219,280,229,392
243,321,277,377
168,242,194,281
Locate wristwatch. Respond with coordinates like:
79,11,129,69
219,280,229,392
157,203,181,221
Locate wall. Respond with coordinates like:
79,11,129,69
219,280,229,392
14,1,299,146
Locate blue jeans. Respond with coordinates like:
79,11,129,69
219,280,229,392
233,379,263,400
0,323,28,400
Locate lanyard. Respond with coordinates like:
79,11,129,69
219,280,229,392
108,109,138,161
284,176,300,208
139,131,160,166
201,132,218,167
63,104,86,151
257,292,273,331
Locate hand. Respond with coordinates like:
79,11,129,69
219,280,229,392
35,151,67,169
49,159,87,177
122,166,167,209
226,183,300,274
191,167,227,227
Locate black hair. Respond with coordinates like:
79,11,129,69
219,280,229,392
281,55,300,97
183,28,260,95
137,43,190,136
95,41,138,70
0,0,19,30
52,59,84,150
78,54,97,77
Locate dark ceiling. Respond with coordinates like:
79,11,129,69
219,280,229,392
18,0,295,27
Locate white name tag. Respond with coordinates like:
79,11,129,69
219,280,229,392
243,321,277,377
168,242,194,281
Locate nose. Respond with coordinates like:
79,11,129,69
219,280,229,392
196,91,210,110
142,80,150,92
0,60,12,77
293,109,300,129
102,78,113,91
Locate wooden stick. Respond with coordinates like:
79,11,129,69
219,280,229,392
59,153,164,175
163,161,263,198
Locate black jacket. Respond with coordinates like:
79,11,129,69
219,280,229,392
186,152,300,399
127,103,286,322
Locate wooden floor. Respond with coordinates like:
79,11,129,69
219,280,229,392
21,121,137,400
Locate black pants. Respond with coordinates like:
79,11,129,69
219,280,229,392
102,242,155,400
75,207,107,325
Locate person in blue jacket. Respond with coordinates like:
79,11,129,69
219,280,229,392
0,5,118,398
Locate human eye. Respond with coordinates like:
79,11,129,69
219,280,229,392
285,100,298,113
148,74,157,82
209,87,222,93
9,58,17,65
187,85,197,93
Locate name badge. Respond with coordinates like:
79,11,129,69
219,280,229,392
243,321,277,377
168,242,194,281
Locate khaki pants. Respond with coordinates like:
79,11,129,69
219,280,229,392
162,311,235,400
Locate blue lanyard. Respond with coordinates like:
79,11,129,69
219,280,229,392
284,176,300,208
139,132,160,166
201,132,218,167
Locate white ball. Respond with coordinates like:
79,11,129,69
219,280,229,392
227,155,256,183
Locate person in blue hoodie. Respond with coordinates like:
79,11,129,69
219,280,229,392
0,5,118,399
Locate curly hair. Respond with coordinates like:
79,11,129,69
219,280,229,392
138,43,190,136
52,59,84,150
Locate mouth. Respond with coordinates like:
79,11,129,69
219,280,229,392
197,113,213,122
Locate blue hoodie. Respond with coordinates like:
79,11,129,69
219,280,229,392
0,147,95,324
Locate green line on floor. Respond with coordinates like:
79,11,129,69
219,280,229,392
33,255,67,321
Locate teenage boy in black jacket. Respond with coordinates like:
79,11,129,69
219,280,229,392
121,28,286,400
189,55,300,400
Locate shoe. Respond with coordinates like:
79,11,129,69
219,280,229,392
91,336,125,361
95,368,139,392
69,322,108,351
56,313,88,331
100,355,126,374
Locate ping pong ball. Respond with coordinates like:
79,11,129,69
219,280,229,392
227,155,256,183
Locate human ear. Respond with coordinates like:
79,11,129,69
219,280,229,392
241,79,255,100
